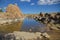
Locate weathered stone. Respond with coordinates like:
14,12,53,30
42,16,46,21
6,4,23,18
0,4,23,19
4,31,50,40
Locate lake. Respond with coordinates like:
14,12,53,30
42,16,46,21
21,18,47,32
0,18,47,33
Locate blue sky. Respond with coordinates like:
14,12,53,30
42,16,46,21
0,0,60,14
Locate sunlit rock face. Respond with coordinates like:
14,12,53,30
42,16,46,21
0,12,9,19
6,4,23,18
4,31,50,40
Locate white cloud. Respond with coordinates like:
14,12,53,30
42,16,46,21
20,0,31,2
31,3,35,5
37,0,60,5
14,3,18,5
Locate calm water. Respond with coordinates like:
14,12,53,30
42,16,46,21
0,18,47,33
21,18,47,33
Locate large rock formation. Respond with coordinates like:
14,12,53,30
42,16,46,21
0,4,23,19
6,4,23,18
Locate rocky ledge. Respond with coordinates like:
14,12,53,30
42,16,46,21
34,13,60,30
1,31,50,40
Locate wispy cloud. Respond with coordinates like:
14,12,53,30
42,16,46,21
37,0,60,5
31,3,35,5
20,0,31,2
14,3,18,5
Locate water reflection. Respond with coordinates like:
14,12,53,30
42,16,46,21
0,20,23,33
0,18,47,33
21,18,47,33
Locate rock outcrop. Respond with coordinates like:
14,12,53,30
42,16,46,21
0,4,23,19
4,31,50,40
34,13,60,31
6,4,23,18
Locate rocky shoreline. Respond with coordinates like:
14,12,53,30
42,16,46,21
0,18,24,25
0,31,50,40
34,13,60,30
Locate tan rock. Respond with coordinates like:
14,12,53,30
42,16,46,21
0,4,23,19
6,4,23,18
